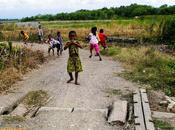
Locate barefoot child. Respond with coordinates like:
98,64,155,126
98,29,107,50
47,34,60,56
88,27,102,61
57,31,63,55
20,31,29,45
64,31,83,85
38,25,44,43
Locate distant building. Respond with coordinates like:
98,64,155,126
16,22,39,28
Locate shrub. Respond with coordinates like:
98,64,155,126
101,46,175,96
0,42,46,93
159,18,175,45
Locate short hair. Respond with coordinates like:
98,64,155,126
69,31,77,37
91,27,97,36
20,31,24,34
48,34,52,38
100,29,104,33
57,31,61,35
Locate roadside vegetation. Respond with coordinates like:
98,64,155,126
154,119,174,130
0,42,45,93
22,90,49,108
101,45,175,96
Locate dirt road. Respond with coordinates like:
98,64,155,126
0,43,137,130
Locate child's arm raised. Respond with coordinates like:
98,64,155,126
64,42,71,50
72,42,83,49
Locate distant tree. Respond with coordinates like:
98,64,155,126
20,4,175,21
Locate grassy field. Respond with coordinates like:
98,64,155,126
0,16,170,42
101,45,175,96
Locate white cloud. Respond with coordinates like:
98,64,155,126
0,0,175,18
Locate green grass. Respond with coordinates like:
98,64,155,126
22,90,49,108
154,119,174,130
101,45,175,96
3,115,25,123
41,19,153,29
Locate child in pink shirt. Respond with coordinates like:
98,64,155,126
88,27,102,61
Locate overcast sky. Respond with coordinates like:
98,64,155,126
0,0,175,19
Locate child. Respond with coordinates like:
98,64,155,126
88,27,102,61
20,31,29,45
64,31,83,85
47,34,60,56
57,31,63,55
38,25,44,43
98,29,107,50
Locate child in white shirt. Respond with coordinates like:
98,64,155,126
88,27,102,61
47,34,60,56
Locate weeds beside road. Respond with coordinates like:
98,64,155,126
0,42,45,93
101,45,175,96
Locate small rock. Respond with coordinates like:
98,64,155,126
159,101,168,106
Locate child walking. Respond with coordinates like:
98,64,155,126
38,25,44,43
20,31,29,45
57,31,63,55
47,34,61,56
98,29,107,50
88,27,102,61
64,31,83,85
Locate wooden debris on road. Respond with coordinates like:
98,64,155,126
108,100,128,125
133,89,155,130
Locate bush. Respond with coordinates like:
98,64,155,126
101,46,175,96
159,18,175,45
0,42,46,93
101,46,121,56
0,32,3,41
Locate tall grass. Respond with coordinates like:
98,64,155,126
0,42,45,93
0,17,163,42
101,46,175,96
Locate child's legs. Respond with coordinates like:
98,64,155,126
68,72,73,79
94,44,100,55
89,44,93,57
94,44,102,60
48,46,54,55
102,42,107,49
67,72,74,83
75,72,79,84
90,44,94,53
60,44,63,55
56,44,60,55
48,47,51,54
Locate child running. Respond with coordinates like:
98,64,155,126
64,31,83,85
20,31,29,45
88,27,102,61
98,29,107,50
47,34,61,56
57,31,63,55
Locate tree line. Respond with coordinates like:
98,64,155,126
20,4,175,21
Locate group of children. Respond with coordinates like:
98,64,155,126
20,26,108,85
47,31,63,56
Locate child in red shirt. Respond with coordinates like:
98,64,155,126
98,29,107,50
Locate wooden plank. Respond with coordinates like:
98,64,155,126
108,101,128,125
133,90,146,130
140,89,155,130
152,111,175,119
